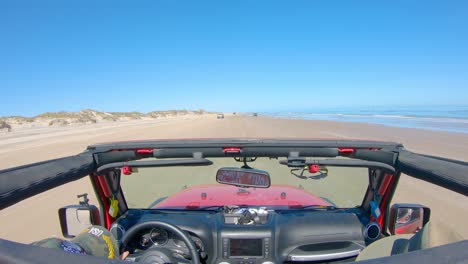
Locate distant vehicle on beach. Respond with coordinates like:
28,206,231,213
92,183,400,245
217,113,224,119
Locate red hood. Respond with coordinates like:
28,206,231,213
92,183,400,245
153,184,331,209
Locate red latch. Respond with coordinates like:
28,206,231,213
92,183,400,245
223,147,242,154
122,166,132,175
338,148,355,154
135,149,153,154
309,164,320,173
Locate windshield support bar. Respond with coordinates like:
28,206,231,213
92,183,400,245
279,158,395,173
153,147,340,158
96,158,213,174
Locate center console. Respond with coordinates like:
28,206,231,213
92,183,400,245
218,208,275,264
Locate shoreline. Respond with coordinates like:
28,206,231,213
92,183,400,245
261,113,468,135
262,115,468,137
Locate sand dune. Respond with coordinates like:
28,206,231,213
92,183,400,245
0,115,467,243
0,109,212,131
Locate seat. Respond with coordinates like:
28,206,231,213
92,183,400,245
356,222,463,261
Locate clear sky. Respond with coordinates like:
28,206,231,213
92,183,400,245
1,1,467,116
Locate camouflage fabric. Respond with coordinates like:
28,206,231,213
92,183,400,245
72,225,119,259
31,225,119,259
31,237,87,255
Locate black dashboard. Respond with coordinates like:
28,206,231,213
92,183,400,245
111,207,369,264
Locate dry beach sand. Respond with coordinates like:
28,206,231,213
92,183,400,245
0,115,467,243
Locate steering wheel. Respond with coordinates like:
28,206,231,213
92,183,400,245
121,220,201,264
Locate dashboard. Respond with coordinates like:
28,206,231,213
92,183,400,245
111,207,371,264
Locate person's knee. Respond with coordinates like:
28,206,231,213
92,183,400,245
31,225,119,259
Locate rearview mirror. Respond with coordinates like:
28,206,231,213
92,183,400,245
388,203,430,235
58,194,101,238
216,167,271,188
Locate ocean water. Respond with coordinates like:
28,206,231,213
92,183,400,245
263,106,468,134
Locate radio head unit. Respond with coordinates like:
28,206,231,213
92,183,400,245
230,239,263,257
222,237,271,259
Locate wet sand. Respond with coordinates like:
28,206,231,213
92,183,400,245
0,115,467,243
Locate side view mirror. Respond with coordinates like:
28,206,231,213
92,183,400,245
58,194,101,238
388,203,430,235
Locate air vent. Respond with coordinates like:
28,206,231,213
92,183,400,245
364,222,381,240
110,223,125,242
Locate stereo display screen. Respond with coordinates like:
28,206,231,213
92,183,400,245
229,239,263,257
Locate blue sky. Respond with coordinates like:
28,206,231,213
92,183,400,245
1,1,468,116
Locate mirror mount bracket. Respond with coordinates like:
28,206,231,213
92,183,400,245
77,193,90,207
287,157,306,167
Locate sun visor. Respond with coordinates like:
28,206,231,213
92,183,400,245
0,153,95,210
397,150,468,196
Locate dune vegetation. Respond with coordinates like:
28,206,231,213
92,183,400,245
0,109,214,131
0,120,12,132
